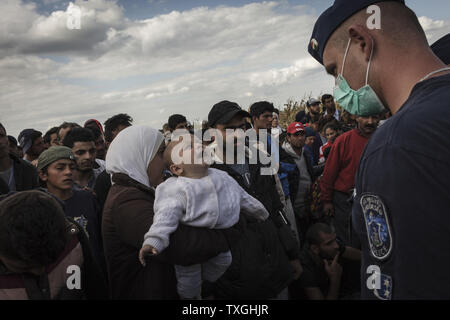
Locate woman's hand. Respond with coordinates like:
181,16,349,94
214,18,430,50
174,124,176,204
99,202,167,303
139,245,158,266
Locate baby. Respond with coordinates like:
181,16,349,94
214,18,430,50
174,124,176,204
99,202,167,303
139,133,269,299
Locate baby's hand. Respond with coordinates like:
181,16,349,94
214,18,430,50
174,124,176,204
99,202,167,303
139,245,158,266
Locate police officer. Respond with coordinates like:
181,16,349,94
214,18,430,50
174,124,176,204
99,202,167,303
431,34,450,65
308,0,450,299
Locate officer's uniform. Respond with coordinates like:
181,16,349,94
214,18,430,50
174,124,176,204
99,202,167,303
309,0,450,299
431,34,450,65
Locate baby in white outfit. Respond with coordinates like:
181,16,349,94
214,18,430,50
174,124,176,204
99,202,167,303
139,134,269,299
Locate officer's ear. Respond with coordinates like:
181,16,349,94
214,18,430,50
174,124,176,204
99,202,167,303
347,25,374,63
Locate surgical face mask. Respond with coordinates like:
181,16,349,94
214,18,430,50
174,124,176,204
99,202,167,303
333,38,386,117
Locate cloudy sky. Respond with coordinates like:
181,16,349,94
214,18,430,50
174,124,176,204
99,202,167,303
1,0,449,138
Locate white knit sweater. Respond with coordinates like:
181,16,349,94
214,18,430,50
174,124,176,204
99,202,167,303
143,168,269,252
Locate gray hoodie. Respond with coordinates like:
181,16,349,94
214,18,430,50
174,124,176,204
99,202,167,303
282,141,311,211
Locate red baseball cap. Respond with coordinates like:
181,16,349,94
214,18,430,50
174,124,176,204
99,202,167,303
287,122,305,134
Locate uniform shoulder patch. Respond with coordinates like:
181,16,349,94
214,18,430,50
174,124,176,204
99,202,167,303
360,194,393,260
374,273,393,300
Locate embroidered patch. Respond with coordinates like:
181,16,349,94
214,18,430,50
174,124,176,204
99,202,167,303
373,273,393,300
360,194,393,260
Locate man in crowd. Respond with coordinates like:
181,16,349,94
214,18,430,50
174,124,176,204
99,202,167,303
249,101,301,245
0,124,39,194
320,115,379,245
296,223,361,300
250,101,274,133
168,114,188,132
7,136,23,159
309,0,450,298
104,113,133,149
18,129,46,164
282,122,316,241
62,128,105,189
37,146,105,274
303,98,322,124
85,119,106,161
206,100,302,299
57,122,81,144
85,125,106,161
0,190,107,300
321,94,340,125
43,127,60,149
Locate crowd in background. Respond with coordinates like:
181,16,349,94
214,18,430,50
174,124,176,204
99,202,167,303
0,94,392,300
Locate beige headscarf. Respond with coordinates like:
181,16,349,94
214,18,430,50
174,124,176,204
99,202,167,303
106,125,164,188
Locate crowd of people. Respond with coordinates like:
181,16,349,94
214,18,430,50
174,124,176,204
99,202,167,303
0,95,385,300
1,0,450,301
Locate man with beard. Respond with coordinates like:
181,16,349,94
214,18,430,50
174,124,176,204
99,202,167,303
18,129,46,164
297,223,361,300
320,114,379,245
303,98,322,124
62,128,105,190
206,100,301,299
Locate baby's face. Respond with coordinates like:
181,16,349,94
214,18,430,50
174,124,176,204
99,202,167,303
165,135,208,176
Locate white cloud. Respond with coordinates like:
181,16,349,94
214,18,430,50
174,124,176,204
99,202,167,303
249,57,321,88
419,16,450,44
0,0,126,57
0,0,449,138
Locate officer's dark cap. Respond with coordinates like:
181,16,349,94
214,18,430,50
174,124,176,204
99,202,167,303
308,0,405,65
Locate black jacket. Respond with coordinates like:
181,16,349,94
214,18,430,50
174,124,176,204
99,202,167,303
0,153,39,195
210,161,298,299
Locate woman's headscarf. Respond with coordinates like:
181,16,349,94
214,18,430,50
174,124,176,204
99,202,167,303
106,125,164,188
